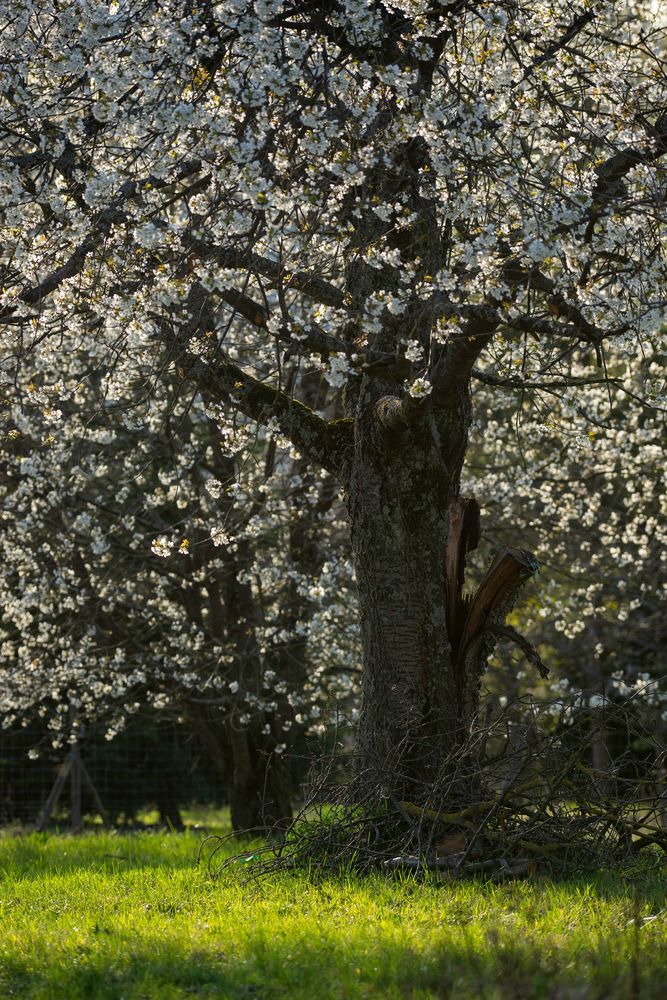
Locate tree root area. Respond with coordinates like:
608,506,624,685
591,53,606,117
202,769,667,882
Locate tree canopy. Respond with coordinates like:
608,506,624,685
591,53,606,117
1,1,666,820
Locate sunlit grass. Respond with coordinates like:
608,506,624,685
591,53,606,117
1,809,666,999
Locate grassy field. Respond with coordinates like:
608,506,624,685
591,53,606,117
1,809,666,999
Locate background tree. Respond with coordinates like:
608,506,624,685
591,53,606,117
465,345,666,783
0,356,358,830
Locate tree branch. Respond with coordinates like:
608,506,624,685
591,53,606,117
486,624,549,680
216,284,420,384
520,9,596,82
431,310,499,401
0,161,204,320
471,369,621,392
185,236,346,309
196,356,352,478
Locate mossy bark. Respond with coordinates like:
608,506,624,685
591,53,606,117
344,379,538,804
344,380,467,798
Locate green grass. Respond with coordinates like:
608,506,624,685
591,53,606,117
1,809,666,999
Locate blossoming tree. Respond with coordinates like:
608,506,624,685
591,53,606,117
0,359,357,829
465,347,666,783
467,351,666,685
1,0,666,803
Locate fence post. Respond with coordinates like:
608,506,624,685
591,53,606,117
36,752,73,832
70,742,83,833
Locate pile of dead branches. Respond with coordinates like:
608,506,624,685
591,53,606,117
201,695,667,881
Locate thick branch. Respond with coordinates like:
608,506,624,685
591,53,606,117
562,118,667,243
500,260,601,338
431,311,499,400
451,545,541,719
520,9,595,81
216,285,403,377
590,114,667,206
198,356,351,478
459,547,540,665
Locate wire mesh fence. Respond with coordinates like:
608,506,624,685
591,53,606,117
3,691,666,874
0,713,227,831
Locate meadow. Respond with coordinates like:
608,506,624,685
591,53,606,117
1,809,666,999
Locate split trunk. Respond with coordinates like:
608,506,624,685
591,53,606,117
345,390,540,803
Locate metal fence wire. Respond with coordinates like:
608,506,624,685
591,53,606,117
0,714,226,831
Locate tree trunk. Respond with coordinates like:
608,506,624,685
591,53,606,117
228,721,293,834
350,452,460,798
590,703,614,799
186,704,292,834
347,402,539,805
157,788,185,831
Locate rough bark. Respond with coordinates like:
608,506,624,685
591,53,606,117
348,378,466,797
347,379,539,803
350,460,458,797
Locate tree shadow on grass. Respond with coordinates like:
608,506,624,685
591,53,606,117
0,943,663,1000
2,886,667,1000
